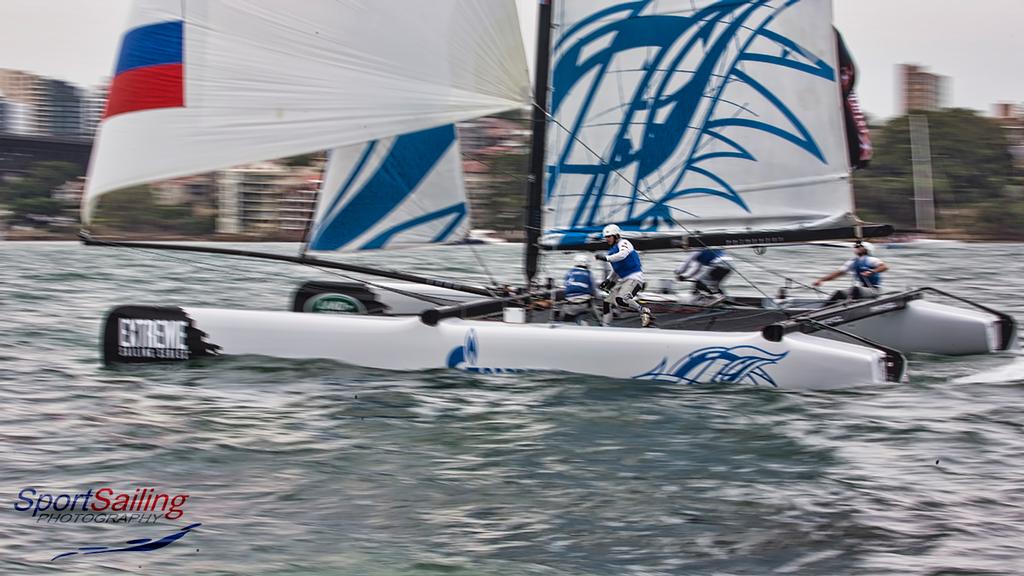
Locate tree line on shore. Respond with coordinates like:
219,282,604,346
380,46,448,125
854,108,1022,240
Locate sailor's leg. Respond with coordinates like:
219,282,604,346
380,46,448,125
614,279,655,327
850,286,880,300
562,298,592,324
613,279,643,312
828,287,854,302
707,267,731,294
601,292,614,326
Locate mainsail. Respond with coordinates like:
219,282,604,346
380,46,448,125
540,0,854,248
83,0,530,224
307,125,469,251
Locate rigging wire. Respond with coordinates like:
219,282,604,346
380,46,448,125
85,236,466,307
726,249,828,299
536,103,774,299
299,262,465,306
466,242,501,292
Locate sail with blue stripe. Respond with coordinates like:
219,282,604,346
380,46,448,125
541,0,855,249
307,125,470,252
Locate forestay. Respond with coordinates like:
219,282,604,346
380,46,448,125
541,0,854,248
83,0,530,223
307,125,469,251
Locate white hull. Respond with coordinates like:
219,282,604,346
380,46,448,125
299,282,1014,357
106,307,894,390
818,299,1010,355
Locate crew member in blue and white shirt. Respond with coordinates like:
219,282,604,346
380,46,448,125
813,241,889,302
675,247,732,305
594,224,655,328
560,254,598,324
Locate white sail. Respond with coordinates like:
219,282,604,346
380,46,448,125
541,0,853,248
307,125,469,252
83,0,530,224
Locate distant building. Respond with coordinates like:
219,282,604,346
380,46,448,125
277,172,320,234
52,177,84,204
215,162,322,235
150,174,217,210
899,64,949,114
80,83,108,137
993,102,1024,168
4,99,34,134
456,116,531,231
0,69,83,136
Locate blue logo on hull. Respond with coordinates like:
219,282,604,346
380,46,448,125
446,330,524,374
636,346,788,387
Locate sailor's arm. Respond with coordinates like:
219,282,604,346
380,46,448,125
862,261,889,276
813,270,844,286
675,256,699,280
605,250,629,263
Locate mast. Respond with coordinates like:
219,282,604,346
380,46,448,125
523,0,554,286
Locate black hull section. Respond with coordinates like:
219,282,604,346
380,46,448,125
102,306,222,366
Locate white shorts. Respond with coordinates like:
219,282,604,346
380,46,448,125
605,278,643,304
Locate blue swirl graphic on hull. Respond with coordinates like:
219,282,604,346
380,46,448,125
636,346,788,387
546,0,835,242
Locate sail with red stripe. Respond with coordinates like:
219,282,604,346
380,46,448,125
104,20,184,119
83,0,530,224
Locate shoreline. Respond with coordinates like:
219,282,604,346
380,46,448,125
0,231,1017,243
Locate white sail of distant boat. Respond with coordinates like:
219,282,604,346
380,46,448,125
82,0,530,224
307,125,470,251
541,0,854,248
909,114,936,232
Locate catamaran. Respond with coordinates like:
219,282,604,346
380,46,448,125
82,0,1016,390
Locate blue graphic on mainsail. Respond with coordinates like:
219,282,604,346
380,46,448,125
635,346,788,386
51,523,201,561
545,0,836,244
309,124,467,251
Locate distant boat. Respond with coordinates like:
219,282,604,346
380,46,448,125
884,115,964,249
884,235,966,249
460,229,507,245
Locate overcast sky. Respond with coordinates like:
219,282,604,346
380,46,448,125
1,0,1021,119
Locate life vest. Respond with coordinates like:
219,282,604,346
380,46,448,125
608,240,642,278
564,267,594,298
852,256,881,287
696,249,725,266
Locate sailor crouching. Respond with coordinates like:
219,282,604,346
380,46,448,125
559,254,598,325
675,247,732,306
813,241,889,302
595,224,655,328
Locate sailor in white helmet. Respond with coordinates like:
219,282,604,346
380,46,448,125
594,224,655,328
813,240,889,302
558,254,598,324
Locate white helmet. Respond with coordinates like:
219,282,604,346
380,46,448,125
855,240,875,255
602,224,622,237
573,254,590,268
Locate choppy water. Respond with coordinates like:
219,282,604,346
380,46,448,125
1,241,1022,575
